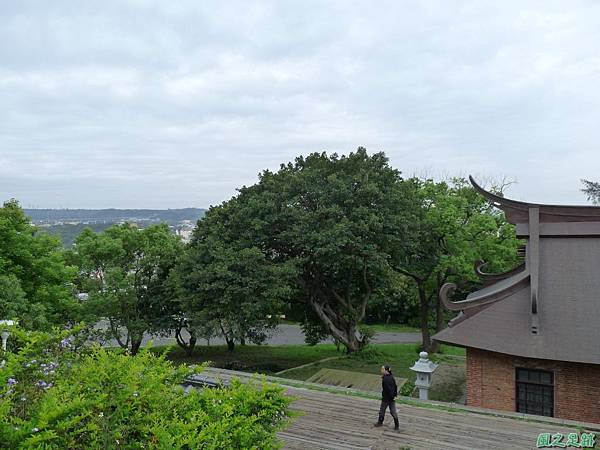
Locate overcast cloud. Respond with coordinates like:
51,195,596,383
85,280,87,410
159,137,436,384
2,1,600,208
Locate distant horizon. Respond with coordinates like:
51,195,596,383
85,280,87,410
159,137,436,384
22,207,207,211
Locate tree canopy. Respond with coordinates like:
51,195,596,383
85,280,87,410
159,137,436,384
0,200,78,329
581,179,600,205
72,223,183,355
391,178,521,351
181,148,420,352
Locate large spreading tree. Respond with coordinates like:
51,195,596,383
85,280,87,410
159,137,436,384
184,148,419,353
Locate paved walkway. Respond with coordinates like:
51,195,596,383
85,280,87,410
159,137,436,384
102,323,422,347
202,368,599,450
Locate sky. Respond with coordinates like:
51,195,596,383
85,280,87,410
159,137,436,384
2,1,600,209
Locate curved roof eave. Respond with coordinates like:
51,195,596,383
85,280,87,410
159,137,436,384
469,176,600,223
440,269,530,312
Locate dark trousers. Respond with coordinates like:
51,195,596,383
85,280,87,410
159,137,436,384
378,399,398,423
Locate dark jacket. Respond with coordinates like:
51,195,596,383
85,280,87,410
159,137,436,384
381,373,398,401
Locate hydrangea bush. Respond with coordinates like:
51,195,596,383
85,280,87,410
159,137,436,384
1,328,293,449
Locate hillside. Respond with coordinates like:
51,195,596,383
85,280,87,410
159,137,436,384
25,208,206,224
25,208,206,247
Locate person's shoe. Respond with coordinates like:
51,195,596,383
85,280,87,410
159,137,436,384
374,422,383,427
394,418,400,430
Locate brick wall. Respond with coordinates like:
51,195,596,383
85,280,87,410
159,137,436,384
466,347,600,423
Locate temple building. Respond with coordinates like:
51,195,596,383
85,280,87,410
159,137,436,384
433,176,600,424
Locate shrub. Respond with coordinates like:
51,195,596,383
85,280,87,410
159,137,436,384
347,346,384,363
400,379,415,397
1,329,293,449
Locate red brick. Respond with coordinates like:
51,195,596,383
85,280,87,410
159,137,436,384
466,347,600,423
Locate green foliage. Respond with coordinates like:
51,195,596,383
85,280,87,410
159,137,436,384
400,379,415,396
0,326,92,426
0,274,29,324
363,271,418,326
0,199,79,329
184,148,419,353
1,330,292,449
356,325,375,347
347,346,384,363
157,343,344,375
72,223,184,354
581,179,600,205
391,178,521,350
180,211,294,352
299,312,332,346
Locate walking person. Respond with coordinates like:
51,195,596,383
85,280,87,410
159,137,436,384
374,365,399,430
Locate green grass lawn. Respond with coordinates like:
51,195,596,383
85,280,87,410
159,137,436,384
154,343,343,374
278,344,419,381
154,342,465,382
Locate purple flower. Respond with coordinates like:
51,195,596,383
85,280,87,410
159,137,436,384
7,378,18,386
36,380,53,390
60,336,74,348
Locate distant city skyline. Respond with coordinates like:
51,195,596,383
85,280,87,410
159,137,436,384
2,1,600,209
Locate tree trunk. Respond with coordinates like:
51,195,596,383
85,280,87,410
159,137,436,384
185,335,197,356
226,338,235,352
435,292,445,333
417,284,434,352
240,337,246,346
175,327,197,356
310,300,364,353
130,339,142,356
343,329,362,353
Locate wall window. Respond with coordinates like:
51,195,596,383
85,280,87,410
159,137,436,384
516,368,554,417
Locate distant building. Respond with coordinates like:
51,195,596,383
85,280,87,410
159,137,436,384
433,177,600,424
175,227,194,243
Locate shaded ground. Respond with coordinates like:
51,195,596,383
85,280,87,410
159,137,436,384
160,343,467,402
159,343,345,374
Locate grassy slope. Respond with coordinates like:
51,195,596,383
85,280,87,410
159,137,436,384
156,344,343,374
279,344,464,381
156,343,465,382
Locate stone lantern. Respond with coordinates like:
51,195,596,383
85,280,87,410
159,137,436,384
410,351,438,400
0,320,15,352
0,320,16,368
